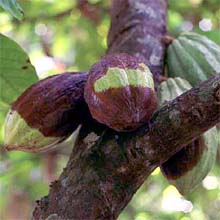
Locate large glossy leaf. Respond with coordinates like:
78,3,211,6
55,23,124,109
0,0,23,20
0,34,38,124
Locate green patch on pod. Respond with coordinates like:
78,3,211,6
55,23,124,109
4,110,63,153
158,77,218,195
167,32,220,86
94,64,154,92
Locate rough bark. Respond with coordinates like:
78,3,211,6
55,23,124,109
32,0,220,219
33,75,220,220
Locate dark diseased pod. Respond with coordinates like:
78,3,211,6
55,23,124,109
160,128,217,195
84,53,158,132
161,138,205,180
4,72,91,152
158,77,218,195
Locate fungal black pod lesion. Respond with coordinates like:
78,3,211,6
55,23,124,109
4,72,92,153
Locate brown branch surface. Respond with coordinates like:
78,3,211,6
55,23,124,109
32,0,220,219
107,0,167,87
33,75,220,220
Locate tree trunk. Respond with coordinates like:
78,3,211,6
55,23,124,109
33,1,220,219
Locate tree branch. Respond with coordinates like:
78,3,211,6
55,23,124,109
107,0,167,86
32,0,220,219
33,75,220,220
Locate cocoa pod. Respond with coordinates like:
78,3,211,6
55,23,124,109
84,53,158,132
4,72,91,153
158,77,218,195
167,32,220,86
161,127,218,195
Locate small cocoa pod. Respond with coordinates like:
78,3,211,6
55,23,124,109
161,128,218,195
4,72,91,153
158,77,218,195
84,53,158,132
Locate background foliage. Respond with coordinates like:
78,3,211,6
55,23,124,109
0,0,219,219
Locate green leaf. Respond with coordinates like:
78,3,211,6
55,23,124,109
0,0,23,20
0,34,38,115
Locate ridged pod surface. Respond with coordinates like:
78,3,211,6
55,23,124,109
157,77,192,107
167,32,220,86
158,77,218,195
4,72,90,153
